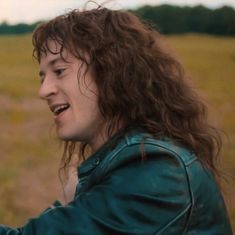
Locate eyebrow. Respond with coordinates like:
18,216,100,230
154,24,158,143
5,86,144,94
39,57,66,77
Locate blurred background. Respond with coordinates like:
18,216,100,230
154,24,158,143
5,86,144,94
0,0,235,232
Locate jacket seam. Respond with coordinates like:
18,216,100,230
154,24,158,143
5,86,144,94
181,165,195,234
98,143,129,175
124,136,197,166
154,203,191,235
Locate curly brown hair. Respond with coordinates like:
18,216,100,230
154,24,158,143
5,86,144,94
32,6,222,179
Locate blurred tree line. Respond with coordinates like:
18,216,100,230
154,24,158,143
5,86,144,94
0,22,38,35
133,4,235,35
0,4,235,35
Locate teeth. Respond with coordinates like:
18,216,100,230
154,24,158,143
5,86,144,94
53,104,69,115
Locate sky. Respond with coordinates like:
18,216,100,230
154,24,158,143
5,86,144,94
1,0,235,24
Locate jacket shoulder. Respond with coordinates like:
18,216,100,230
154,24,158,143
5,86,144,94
90,131,195,188
122,131,197,167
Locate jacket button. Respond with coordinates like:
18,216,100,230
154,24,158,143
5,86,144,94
93,158,100,166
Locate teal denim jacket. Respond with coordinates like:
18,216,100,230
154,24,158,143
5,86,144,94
0,130,232,234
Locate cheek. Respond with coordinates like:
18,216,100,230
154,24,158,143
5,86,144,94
72,75,100,119
81,89,99,115
73,94,100,120
86,101,101,121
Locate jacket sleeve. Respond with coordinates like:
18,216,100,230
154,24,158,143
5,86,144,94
0,151,191,235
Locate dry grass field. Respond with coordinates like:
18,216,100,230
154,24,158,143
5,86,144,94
0,34,234,231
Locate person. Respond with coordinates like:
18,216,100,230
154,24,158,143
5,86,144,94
0,5,233,235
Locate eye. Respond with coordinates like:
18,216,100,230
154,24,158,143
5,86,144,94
54,68,66,76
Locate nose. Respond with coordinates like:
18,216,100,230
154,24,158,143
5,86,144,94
38,75,58,100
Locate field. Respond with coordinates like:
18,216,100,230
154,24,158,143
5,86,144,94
0,34,235,231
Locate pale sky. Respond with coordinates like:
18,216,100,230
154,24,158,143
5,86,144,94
1,0,235,24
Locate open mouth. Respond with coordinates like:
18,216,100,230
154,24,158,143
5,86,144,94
51,103,70,116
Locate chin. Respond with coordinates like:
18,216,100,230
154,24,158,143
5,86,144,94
57,130,73,141
58,135,76,141
57,131,83,142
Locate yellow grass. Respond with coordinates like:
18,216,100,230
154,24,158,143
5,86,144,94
0,34,234,230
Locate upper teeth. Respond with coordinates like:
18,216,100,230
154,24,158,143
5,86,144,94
53,104,69,115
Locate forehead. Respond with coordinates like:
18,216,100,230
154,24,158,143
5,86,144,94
45,40,61,54
39,40,72,66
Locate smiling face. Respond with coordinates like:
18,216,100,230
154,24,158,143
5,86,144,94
38,41,105,151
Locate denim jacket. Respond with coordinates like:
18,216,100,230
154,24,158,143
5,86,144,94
0,130,232,234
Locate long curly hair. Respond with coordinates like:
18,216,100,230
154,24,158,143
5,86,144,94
32,6,222,179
